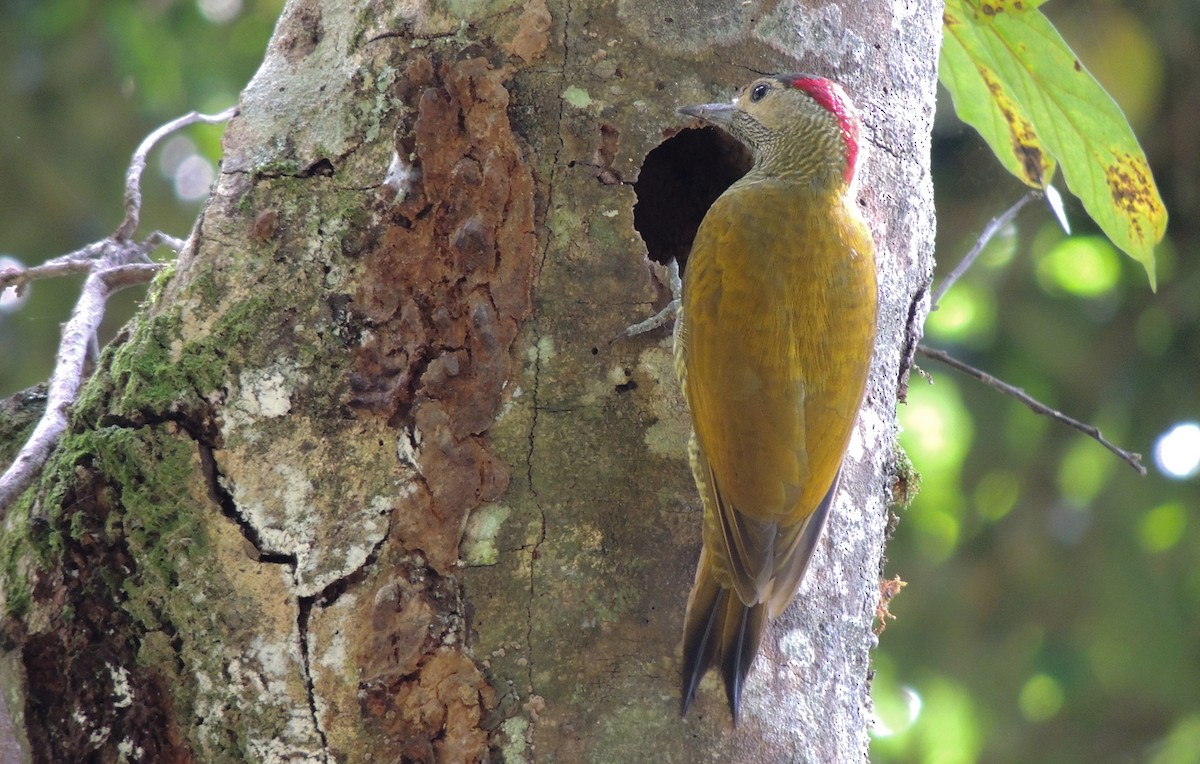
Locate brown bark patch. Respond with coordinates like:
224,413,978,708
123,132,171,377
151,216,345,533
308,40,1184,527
356,551,495,762
346,51,536,758
506,0,552,63
365,648,495,763
350,53,535,573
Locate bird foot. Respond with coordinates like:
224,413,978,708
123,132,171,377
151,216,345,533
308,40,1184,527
615,258,682,341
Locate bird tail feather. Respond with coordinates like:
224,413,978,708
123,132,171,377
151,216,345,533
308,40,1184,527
681,549,768,721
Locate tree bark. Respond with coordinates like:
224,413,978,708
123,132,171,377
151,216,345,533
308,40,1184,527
0,0,938,761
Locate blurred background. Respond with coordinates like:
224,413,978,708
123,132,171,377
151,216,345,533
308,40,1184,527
878,3,1200,762
0,0,282,386
0,2,1194,762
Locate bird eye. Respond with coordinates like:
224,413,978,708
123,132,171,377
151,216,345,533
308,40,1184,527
749,83,769,103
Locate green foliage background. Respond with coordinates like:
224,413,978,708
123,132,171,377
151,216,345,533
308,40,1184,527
878,3,1200,762
0,0,282,390
0,2,1195,761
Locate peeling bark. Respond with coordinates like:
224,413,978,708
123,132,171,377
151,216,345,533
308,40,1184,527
349,53,536,575
0,0,939,761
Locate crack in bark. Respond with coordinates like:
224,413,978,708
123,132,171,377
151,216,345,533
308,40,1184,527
534,0,573,278
567,159,634,186
895,281,930,404
523,334,548,696
512,0,573,704
195,441,297,566
193,425,340,758
89,408,299,571
296,596,333,762
186,416,350,759
865,132,903,162
187,403,385,761
312,520,393,608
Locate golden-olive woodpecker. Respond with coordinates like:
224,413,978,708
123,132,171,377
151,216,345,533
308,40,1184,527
675,75,878,717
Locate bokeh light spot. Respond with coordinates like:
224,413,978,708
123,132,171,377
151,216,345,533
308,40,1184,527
1138,502,1186,553
1057,438,1109,505
1150,715,1200,764
159,135,197,179
197,0,243,24
900,380,973,471
911,507,961,563
872,661,923,739
1154,422,1200,479
900,380,973,561
916,678,983,763
1036,236,1120,298
0,256,30,314
974,469,1019,521
1018,673,1064,722
876,686,922,736
174,155,216,202
926,282,996,346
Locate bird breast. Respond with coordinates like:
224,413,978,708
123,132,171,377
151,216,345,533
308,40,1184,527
681,181,876,524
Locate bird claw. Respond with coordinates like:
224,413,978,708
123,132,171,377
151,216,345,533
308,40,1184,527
615,258,682,341
618,299,678,339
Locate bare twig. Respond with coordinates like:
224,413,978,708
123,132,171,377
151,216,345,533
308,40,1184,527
0,267,159,512
145,231,188,252
0,107,237,515
0,244,103,297
0,233,185,297
931,189,1039,308
917,345,1146,475
115,107,238,241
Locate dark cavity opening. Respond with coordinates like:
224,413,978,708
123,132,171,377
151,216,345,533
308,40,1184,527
632,127,752,274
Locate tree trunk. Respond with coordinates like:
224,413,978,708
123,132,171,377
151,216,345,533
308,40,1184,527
0,0,938,760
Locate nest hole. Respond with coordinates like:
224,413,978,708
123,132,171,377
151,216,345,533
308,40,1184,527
631,127,753,275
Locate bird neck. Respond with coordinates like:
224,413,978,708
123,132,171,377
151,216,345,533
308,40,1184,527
738,160,849,200
749,121,857,196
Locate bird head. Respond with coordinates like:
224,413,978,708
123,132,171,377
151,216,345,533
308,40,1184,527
679,74,863,192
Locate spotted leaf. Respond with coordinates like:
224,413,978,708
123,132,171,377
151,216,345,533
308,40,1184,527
940,0,1166,288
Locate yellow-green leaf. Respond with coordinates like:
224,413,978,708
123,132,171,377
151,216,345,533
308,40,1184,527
939,0,1167,288
979,0,1049,11
941,5,1055,187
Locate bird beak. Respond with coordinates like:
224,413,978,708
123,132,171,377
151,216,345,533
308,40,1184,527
677,101,736,128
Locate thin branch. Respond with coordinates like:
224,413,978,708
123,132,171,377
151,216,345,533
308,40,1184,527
917,345,1146,475
144,230,187,252
1,273,110,512
0,107,236,516
0,258,91,295
931,189,1039,308
100,262,163,289
115,106,239,241
0,243,108,297
0,236,174,297
0,265,161,513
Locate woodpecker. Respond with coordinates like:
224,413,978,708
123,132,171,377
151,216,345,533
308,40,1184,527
675,74,877,718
